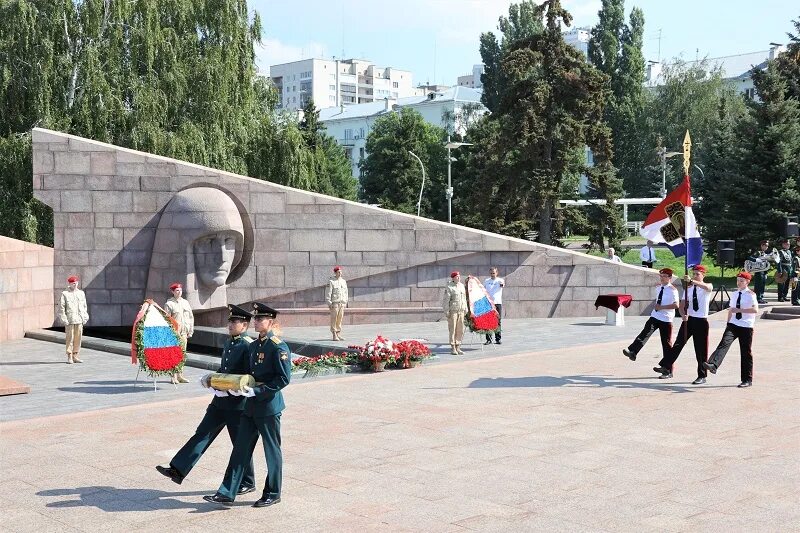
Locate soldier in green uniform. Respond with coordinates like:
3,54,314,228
204,302,292,508
155,304,255,493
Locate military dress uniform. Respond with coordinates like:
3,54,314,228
157,306,255,489
442,272,467,355
776,245,793,302
325,267,348,340
791,247,800,305
747,247,768,303
623,270,678,362
210,303,292,507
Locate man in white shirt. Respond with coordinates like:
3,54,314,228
640,240,657,268
704,271,758,388
606,248,622,263
482,267,505,345
653,265,713,383
623,268,678,363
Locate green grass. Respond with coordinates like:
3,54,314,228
587,248,775,288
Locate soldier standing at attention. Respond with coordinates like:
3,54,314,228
155,304,256,494
59,275,89,364
747,240,770,304
442,271,467,355
623,268,678,363
776,239,793,302
325,266,348,341
653,265,713,384
165,282,193,384
704,271,758,388
204,303,292,508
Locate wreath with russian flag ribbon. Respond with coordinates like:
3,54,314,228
130,299,185,377
464,276,500,334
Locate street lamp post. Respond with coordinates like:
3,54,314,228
658,147,683,198
444,136,472,224
408,150,426,217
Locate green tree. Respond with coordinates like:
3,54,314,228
773,17,800,101
478,0,621,245
358,108,447,218
479,1,544,113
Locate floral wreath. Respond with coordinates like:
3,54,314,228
131,299,185,377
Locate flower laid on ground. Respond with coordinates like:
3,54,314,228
395,339,431,368
352,335,398,366
292,351,355,375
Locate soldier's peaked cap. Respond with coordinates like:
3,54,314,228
252,302,278,318
228,304,252,321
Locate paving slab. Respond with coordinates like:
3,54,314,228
0,317,797,532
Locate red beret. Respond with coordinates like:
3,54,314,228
737,271,752,281
658,268,673,276
450,271,460,278
67,276,79,283
169,283,182,290
333,266,341,272
692,265,707,273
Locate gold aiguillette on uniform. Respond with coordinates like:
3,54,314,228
209,373,256,391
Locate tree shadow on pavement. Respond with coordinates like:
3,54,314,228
57,380,177,394
466,375,727,393
37,486,235,513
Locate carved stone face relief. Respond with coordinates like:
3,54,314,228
147,187,245,310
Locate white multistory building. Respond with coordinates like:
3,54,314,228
270,58,416,111
563,27,591,57
644,44,787,100
457,64,484,88
319,87,487,178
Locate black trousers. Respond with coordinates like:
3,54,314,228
627,317,672,357
777,278,790,300
658,317,709,378
641,261,653,269
792,279,799,304
485,304,502,342
708,323,753,383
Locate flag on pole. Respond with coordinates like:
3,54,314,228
640,175,703,267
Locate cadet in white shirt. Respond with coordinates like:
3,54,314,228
653,265,713,384
482,267,505,345
640,241,657,268
623,268,679,362
704,271,758,388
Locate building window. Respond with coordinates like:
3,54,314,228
744,87,756,99
344,129,353,140
329,84,336,91
359,147,365,160
392,82,399,88
329,95,335,102
345,148,353,160
293,85,296,92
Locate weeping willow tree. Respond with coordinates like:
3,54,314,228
0,0,355,245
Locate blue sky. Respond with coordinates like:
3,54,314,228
250,0,798,84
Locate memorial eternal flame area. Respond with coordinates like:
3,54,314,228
0,128,797,532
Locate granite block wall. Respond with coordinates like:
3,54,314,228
32,128,660,326
0,236,54,341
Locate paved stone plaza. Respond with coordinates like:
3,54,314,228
1,317,798,532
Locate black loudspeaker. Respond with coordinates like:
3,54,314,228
786,216,799,237
717,240,735,266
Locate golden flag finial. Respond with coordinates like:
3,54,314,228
682,130,692,176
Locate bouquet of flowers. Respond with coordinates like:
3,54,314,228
395,339,431,368
353,335,398,368
130,299,185,377
292,351,355,376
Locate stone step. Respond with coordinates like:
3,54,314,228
761,311,800,320
768,306,800,315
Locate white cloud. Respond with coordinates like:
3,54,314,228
255,39,330,75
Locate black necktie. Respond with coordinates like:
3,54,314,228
692,286,699,312
735,293,742,320
657,287,664,305
649,248,653,262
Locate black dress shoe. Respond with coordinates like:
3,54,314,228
653,366,670,375
238,485,256,495
658,373,673,379
155,465,184,485
253,496,281,508
623,348,636,361
737,381,752,388
484,339,493,345
203,493,234,505
495,340,502,345
692,377,706,385
702,362,717,374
